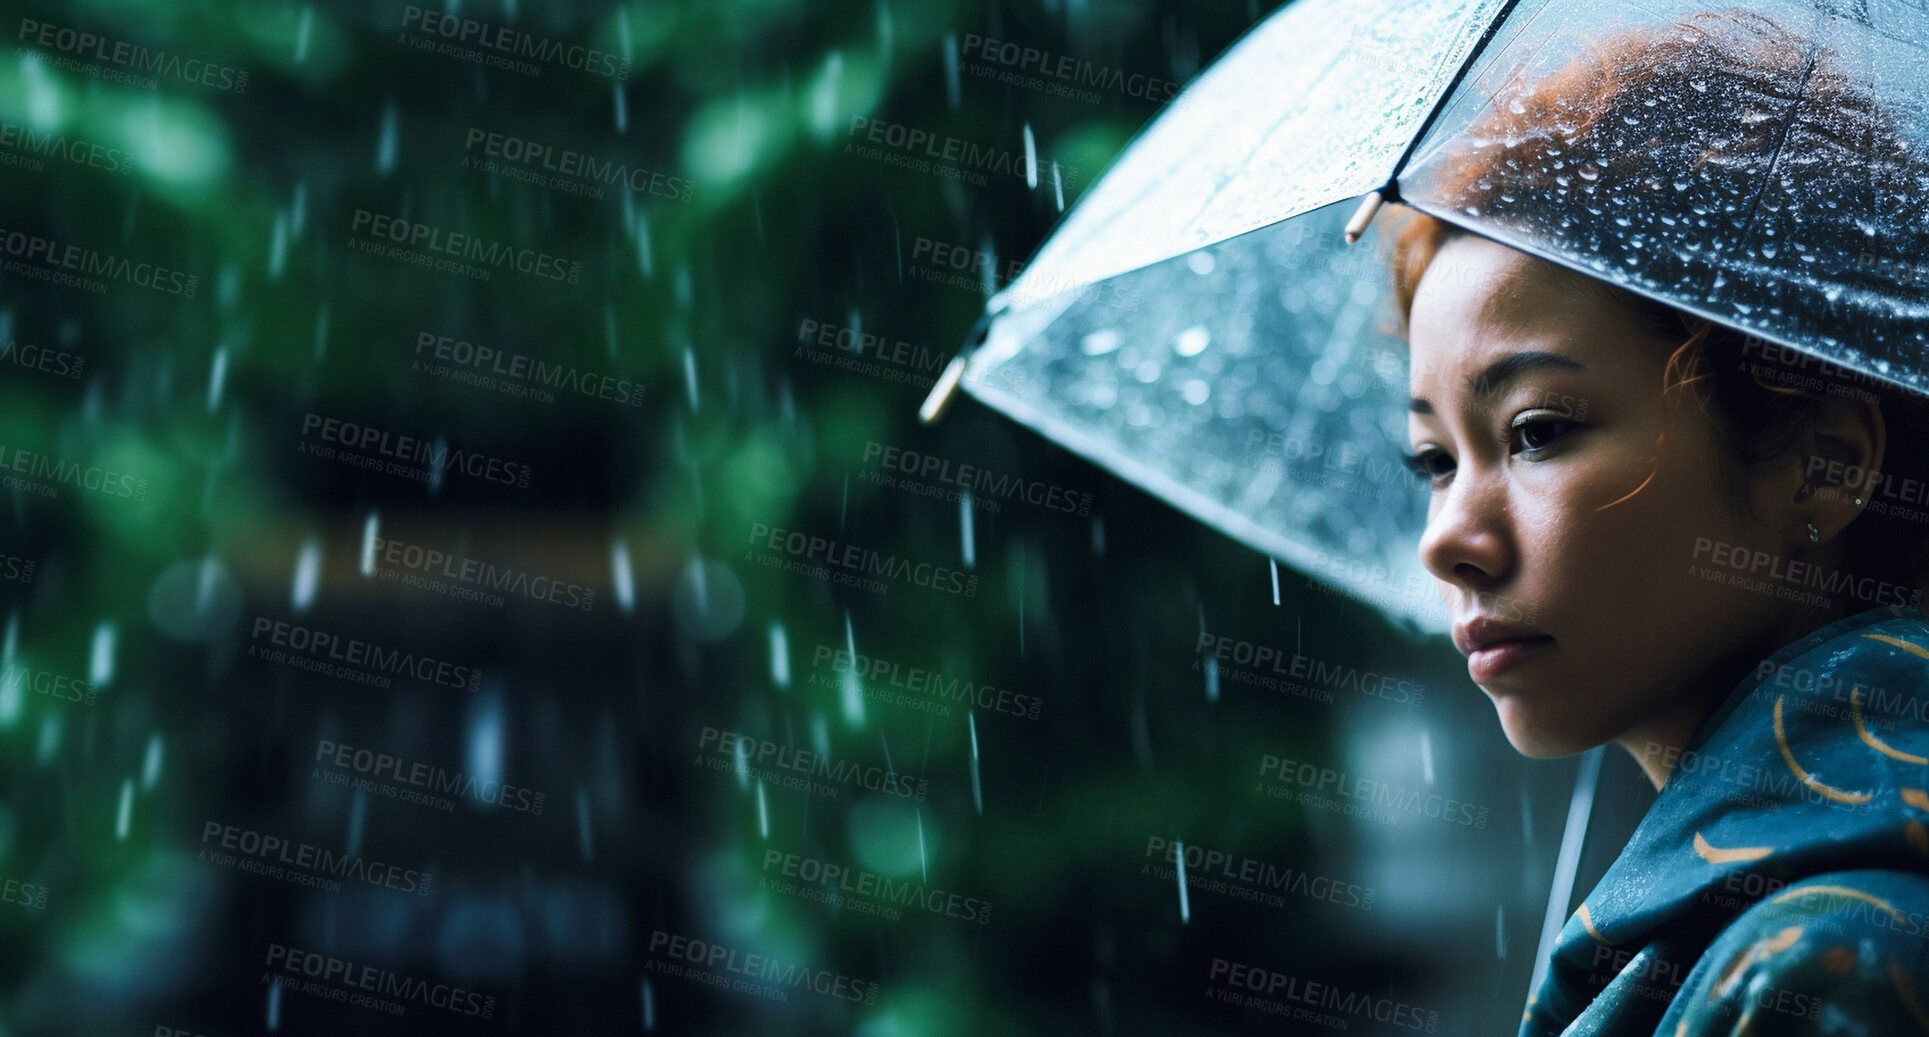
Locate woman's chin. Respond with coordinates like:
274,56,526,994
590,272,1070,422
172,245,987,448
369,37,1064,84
1492,699,1597,759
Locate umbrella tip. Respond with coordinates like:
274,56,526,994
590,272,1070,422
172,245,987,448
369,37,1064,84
918,355,971,425
1343,191,1385,245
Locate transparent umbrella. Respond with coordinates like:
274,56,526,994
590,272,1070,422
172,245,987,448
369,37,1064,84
920,0,1929,637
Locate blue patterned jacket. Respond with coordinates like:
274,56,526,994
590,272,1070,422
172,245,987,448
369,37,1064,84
1521,604,1929,1036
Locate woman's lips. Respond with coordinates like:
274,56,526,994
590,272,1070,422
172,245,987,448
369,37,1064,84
1468,636,1555,683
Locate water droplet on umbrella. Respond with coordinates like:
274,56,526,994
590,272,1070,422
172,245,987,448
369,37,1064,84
1173,326,1210,357
1186,251,1215,276
1081,329,1122,355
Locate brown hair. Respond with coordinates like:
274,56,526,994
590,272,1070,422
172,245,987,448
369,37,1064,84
1386,11,1929,587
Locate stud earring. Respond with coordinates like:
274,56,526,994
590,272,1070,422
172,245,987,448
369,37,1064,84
1853,496,1866,507
1807,521,1821,543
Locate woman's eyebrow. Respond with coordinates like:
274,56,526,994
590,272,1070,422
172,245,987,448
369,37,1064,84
1408,351,1586,414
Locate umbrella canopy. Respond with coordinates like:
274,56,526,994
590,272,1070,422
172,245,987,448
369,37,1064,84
923,0,1929,635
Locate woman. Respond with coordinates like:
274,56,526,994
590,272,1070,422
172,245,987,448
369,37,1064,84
1386,10,1929,1035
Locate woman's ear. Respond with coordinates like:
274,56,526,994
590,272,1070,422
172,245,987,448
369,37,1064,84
1791,389,1886,545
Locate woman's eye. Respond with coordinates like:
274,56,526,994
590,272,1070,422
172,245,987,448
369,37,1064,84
1510,416,1576,454
1402,448,1453,483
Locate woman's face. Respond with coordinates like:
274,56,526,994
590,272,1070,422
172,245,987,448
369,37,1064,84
1405,234,1806,760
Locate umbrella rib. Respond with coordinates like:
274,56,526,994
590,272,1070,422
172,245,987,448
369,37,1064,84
1381,0,1529,200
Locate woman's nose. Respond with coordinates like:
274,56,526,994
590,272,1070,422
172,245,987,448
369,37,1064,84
1418,472,1513,592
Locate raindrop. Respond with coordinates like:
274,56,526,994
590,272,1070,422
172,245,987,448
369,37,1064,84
1269,559,1280,605
1174,838,1191,923
942,34,961,109
1180,380,1209,406
967,711,982,814
1052,161,1064,212
756,782,769,839
841,612,866,726
614,84,628,133
267,979,282,1031
682,345,699,412
375,100,398,175
294,5,313,63
1091,516,1105,557
268,214,288,279
292,537,321,613
89,622,117,687
959,492,976,568
916,809,928,883
641,978,656,1031
1022,123,1038,189
1419,729,1435,784
142,733,164,790
114,778,133,839
769,622,791,690
359,512,380,576
1173,326,1210,357
206,346,228,412
611,539,635,613
467,692,504,789
426,436,447,494
1186,251,1215,276
1496,903,1507,959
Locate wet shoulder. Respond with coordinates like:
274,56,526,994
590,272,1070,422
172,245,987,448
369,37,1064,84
1665,870,1929,1036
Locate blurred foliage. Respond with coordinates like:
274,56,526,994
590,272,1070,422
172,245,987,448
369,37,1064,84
0,0,1589,1034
